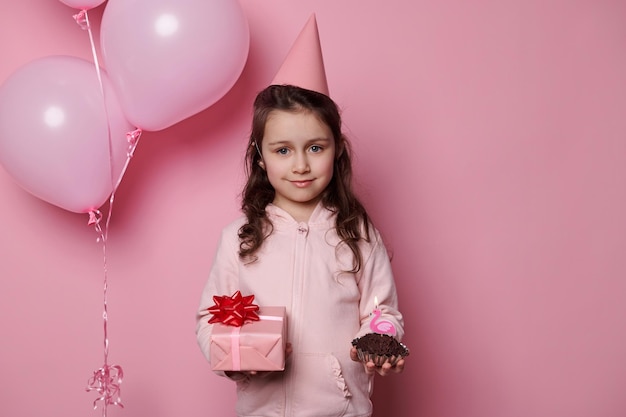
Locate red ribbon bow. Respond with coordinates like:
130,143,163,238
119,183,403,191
207,291,260,327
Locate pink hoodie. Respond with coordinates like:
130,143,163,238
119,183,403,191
196,203,404,417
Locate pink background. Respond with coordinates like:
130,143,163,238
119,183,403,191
1,1,626,416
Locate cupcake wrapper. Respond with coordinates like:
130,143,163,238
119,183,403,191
352,336,410,367
355,347,407,367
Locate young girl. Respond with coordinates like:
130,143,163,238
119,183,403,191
196,84,405,417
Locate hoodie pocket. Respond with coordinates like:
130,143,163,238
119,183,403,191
235,372,284,416
291,352,351,417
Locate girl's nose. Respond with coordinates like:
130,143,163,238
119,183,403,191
292,152,310,173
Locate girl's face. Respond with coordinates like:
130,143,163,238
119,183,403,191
260,109,335,222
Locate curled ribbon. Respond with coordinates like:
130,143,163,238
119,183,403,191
86,364,124,410
208,291,260,327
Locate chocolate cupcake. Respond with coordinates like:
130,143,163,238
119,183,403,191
351,333,409,367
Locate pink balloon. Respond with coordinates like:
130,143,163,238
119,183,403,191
0,56,133,213
59,0,106,10
100,0,249,131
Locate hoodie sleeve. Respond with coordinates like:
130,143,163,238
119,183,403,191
355,228,405,341
195,222,241,371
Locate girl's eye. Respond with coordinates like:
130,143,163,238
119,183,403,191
277,148,289,155
309,145,322,153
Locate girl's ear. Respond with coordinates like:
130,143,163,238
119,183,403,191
252,140,266,169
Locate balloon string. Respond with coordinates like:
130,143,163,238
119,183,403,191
85,127,140,416
86,210,124,416
74,9,143,416
73,10,116,191
73,9,143,203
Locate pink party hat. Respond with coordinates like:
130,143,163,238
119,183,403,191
271,14,329,96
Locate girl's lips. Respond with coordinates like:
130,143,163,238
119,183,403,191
291,180,313,188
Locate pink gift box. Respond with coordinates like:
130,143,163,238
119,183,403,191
210,306,287,371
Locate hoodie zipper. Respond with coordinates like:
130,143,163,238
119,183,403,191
285,222,309,416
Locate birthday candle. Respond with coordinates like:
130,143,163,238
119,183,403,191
369,296,396,336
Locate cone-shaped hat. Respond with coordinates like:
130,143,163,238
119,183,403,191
271,14,329,96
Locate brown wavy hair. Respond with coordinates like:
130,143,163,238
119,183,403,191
238,85,371,272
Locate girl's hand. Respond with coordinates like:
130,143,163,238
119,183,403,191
350,347,405,376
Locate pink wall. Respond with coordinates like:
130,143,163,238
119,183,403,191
1,1,626,416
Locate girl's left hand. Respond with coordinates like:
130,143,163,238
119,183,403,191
350,347,405,376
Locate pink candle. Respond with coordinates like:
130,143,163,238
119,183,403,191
369,296,396,336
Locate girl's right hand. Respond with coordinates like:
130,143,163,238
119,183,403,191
350,346,406,376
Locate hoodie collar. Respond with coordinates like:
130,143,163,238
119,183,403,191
266,202,335,229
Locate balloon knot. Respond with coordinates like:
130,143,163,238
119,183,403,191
73,10,90,30
126,128,142,146
88,210,102,226
126,128,142,157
